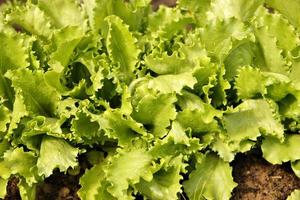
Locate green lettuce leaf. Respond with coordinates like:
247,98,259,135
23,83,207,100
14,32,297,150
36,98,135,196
265,0,300,29
147,6,193,39
5,3,52,38
105,148,153,199
199,17,252,61
6,93,28,138
287,189,300,200
176,91,222,134
83,0,150,33
224,42,265,80
235,66,266,99
135,155,184,200
147,72,197,94
38,0,86,28
149,121,202,158
0,177,7,199
183,153,237,200
79,147,154,200
37,136,78,177
209,0,263,21
98,108,148,146
78,161,113,200
0,147,38,185
132,91,177,138
145,52,192,75
254,26,288,75
291,160,300,178
18,179,37,200
6,69,60,117
224,99,284,142
105,15,140,84
48,26,85,72
0,32,29,109
254,6,300,52
262,135,300,164
0,104,10,133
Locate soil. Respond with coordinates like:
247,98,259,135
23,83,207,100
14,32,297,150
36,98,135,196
4,177,21,200
231,151,300,200
35,171,81,200
152,0,176,10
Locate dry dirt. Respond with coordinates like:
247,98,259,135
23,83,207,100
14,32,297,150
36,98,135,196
231,151,300,200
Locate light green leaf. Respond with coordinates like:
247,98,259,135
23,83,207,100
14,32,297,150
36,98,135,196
135,155,184,200
78,151,116,200
83,0,150,33
199,18,251,61
176,107,220,134
147,72,197,94
20,116,74,151
209,0,263,21
183,153,237,200
265,0,300,29
83,0,112,33
176,91,222,134
37,136,79,177
235,66,266,99
211,133,255,162
148,6,193,39
224,99,284,142
150,121,202,158
5,3,52,38
71,112,100,140
192,64,218,101
18,179,37,200
78,161,110,200
254,6,300,51
178,0,211,25
132,92,177,137
38,0,86,28
75,52,106,93
80,147,155,199
210,64,231,106
145,52,192,75
98,108,148,146
0,147,38,185
49,26,85,72
0,32,29,109
108,0,151,32
0,177,7,199
0,104,10,133
0,139,9,157
262,135,300,164
70,105,107,144
95,181,117,200
254,26,288,75
105,15,139,84
6,69,60,116
287,189,300,200
6,93,28,138
291,160,300,178
105,148,153,199
224,42,265,80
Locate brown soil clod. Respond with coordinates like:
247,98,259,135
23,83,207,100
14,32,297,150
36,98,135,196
4,177,21,200
231,152,300,200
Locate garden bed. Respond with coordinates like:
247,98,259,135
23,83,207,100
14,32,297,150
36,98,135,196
1,0,300,199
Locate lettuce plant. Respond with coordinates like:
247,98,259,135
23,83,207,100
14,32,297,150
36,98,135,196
0,0,300,199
